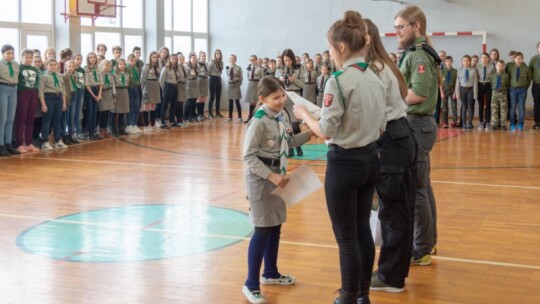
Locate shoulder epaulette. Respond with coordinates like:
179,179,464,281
332,70,343,78
254,109,266,119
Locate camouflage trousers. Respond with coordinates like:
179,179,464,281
441,90,458,124
491,90,507,127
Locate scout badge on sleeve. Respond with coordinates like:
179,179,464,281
418,64,426,74
324,93,333,107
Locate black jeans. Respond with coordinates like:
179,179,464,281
325,143,379,292
532,83,540,124
208,76,222,115
478,82,492,123
161,83,178,123
228,99,242,118
375,117,417,288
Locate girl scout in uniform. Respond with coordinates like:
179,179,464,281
84,52,103,140
226,54,243,123
302,58,318,104
477,52,495,130
197,51,210,120
245,55,265,123
126,54,142,134
175,53,187,127
184,52,200,123
455,55,478,129
0,44,20,156
316,64,330,107
242,76,313,304
98,60,116,138
159,53,179,129
141,51,161,132
39,58,67,151
277,49,304,157
208,49,224,118
293,11,385,304
72,54,85,141
113,59,130,135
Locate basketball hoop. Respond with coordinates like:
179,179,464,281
61,0,125,26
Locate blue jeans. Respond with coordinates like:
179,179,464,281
41,93,63,143
128,87,140,126
0,84,17,145
85,86,100,136
510,87,527,126
70,89,84,134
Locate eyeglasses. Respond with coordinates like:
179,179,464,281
394,23,413,32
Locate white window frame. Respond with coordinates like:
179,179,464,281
164,0,209,54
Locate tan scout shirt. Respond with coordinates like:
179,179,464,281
319,56,386,149
39,71,66,98
0,59,19,84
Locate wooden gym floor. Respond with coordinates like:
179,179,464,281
1,116,539,304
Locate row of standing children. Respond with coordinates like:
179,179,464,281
435,48,536,132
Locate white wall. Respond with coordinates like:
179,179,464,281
209,0,540,107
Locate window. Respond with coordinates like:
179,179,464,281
0,2,19,22
194,38,207,57
193,0,208,33
95,32,122,55
173,36,191,55
22,0,53,24
124,35,143,58
26,35,49,53
122,0,143,29
174,0,191,32
0,28,20,57
165,37,173,54
81,33,94,57
164,0,173,31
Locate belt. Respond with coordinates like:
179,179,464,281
178,81,186,84
493,88,506,92
328,142,375,152
116,86,127,89
198,76,208,79
229,81,239,84
249,80,260,82
146,79,157,81
407,113,431,117
103,87,112,91
0,82,16,87
305,82,315,85
44,92,61,97
387,116,407,126
258,156,280,167
512,86,528,89
460,86,473,89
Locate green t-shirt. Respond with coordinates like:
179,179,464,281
529,54,540,83
17,64,39,91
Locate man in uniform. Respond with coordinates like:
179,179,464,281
395,5,439,266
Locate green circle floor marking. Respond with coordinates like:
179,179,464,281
290,143,328,161
16,204,253,263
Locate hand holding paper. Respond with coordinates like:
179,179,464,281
271,165,323,207
286,91,321,120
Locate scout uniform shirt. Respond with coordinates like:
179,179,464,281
84,65,103,87
127,64,141,88
508,63,532,88
208,59,223,77
529,53,540,84
441,66,457,94
159,66,179,88
319,57,386,149
477,63,495,84
490,72,510,92
247,64,265,82
373,61,407,125
18,64,39,91
399,36,438,115
39,70,66,99
276,66,304,92
0,59,19,85
227,64,243,84
455,66,478,100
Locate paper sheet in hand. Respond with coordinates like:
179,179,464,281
286,91,321,119
271,165,322,207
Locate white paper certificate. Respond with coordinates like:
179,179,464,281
286,91,322,119
271,165,323,207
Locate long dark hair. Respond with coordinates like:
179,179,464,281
281,49,297,69
214,49,223,71
364,18,408,99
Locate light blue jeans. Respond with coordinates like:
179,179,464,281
0,84,17,145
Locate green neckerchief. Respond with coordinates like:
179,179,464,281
52,72,59,88
121,73,125,86
8,62,14,77
70,74,77,90
132,67,139,81
104,74,111,87
93,69,98,82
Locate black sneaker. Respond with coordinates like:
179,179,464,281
0,145,12,157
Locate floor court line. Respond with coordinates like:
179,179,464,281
31,157,540,190
5,212,540,271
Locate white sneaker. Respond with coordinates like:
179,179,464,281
242,285,266,304
235,118,243,123
41,142,53,151
260,274,296,285
225,118,232,122
133,125,143,133
55,141,68,149
143,126,154,132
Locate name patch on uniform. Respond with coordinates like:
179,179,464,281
418,64,426,74
324,94,333,107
